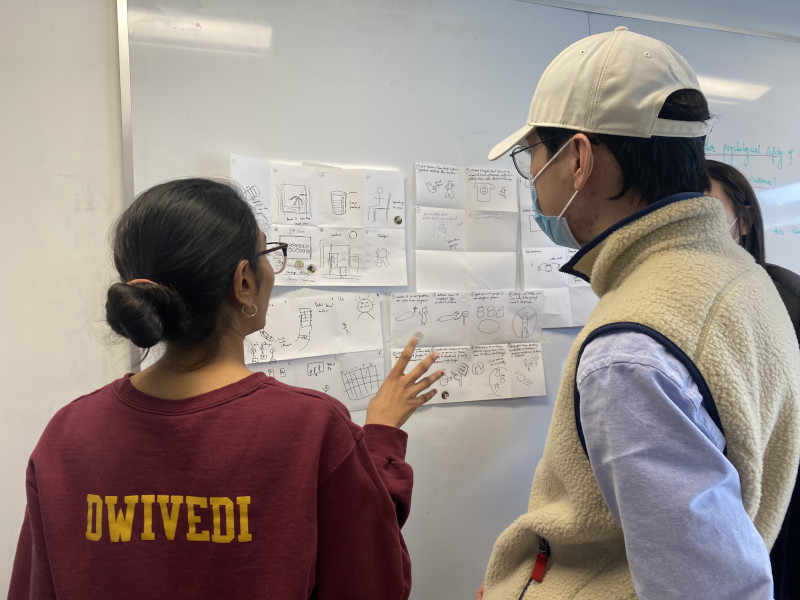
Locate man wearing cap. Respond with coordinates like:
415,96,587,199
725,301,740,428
478,27,800,599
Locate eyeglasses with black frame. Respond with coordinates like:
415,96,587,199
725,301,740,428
510,139,550,180
257,242,288,274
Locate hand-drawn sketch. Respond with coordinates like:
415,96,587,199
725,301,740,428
432,219,449,240
489,367,507,397
368,187,390,222
278,184,312,218
244,185,260,202
475,183,495,203
395,307,417,321
426,181,443,194
515,371,533,386
375,247,390,267
394,305,427,326
477,305,504,334
259,341,275,363
330,190,347,215
341,363,381,402
342,322,351,335
320,241,360,279
297,308,312,350
472,362,484,375
448,362,469,387
445,180,455,199
436,310,468,325
512,308,538,339
356,297,375,319
538,262,561,273
308,362,324,376
282,235,313,260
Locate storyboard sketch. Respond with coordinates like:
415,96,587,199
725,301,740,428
243,291,382,364
248,349,385,412
517,176,598,326
231,154,407,287
391,343,545,404
390,290,546,402
415,163,519,291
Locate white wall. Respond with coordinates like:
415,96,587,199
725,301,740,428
1,0,799,595
0,0,128,591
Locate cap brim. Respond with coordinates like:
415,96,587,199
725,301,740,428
488,123,535,161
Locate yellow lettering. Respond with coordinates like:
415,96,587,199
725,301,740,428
86,494,103,541
157,495,183,541
186,496,210,541
105,495,138,542
140,495,155,541
210,497,235,543
237,496,253,542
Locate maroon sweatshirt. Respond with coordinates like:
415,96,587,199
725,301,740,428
9,373,413,599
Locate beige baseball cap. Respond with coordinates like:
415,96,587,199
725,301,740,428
488,26,711,161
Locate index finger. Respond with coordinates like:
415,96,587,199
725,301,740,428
389,336,419,376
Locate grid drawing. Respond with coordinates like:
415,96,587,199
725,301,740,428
341,364,380,401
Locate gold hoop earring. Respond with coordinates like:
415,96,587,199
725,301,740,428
242,303,258,318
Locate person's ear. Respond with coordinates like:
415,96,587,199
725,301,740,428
571,134,595,191
231,259,256,308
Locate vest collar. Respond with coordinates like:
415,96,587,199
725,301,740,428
561,192,720,295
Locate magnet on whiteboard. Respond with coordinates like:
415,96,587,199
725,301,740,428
394,216,403,224
441,391,449,400
306,264,316,274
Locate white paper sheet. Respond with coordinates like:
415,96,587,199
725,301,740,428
466,210,518,252
231,155,408,287
244,291,382,364
415,250,517,292
317,166,363,228
251,349,385,412
522,247,598,326
230,153,272,233
390,342,545,403
364,169,406,229
391,290,545,347
270,163,320,226
415,207,466,252
364,228,408,286
415,163,465,208
465,168,518,212
415,162,521,291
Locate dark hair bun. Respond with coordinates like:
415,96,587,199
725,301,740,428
107,178,261,349
106,282,187,348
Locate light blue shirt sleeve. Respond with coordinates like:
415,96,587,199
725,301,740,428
577,330,773,600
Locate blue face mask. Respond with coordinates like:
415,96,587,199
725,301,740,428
530,141,583,250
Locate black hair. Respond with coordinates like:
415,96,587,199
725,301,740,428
706,159,766,266
106,178,261,351
537,89,711,206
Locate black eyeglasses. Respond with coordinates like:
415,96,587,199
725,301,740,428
257,242,288,274
510,139,550,180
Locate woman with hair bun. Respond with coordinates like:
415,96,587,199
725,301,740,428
9,178,442,600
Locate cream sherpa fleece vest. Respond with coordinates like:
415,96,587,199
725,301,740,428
483,195,800,600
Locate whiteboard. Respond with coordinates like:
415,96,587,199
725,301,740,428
590,13,800,273
127,2,586,598
125,2,800,598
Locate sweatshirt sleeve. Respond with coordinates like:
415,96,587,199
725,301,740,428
313,425,412,600
363,423,413,527
8,462,57,600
